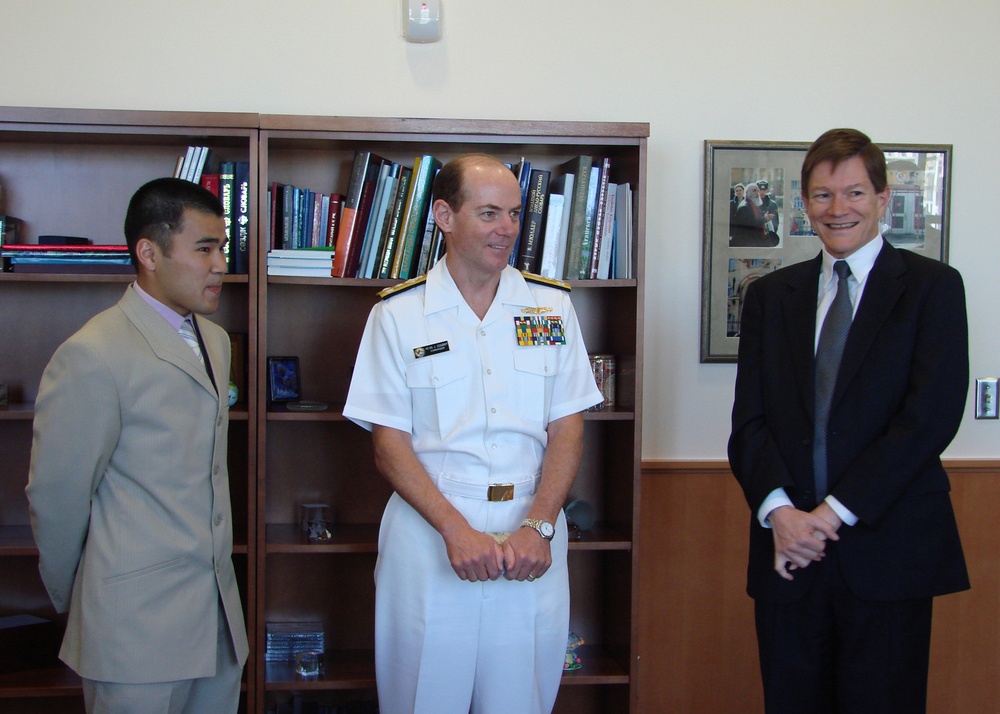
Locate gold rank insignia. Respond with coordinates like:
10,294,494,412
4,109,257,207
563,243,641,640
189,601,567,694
514,315,566,346
522,306,553,314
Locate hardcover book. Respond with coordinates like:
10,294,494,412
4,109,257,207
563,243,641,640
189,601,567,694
393,155,441,279
376,166,413,279
557,155,593,281
233,161,251,274
577,165,601,280
219,161,236,272
508,158,531,268
360,164,399,279
333,150,387,277
587,158,611,279
516,168,550,273
538,191,566,279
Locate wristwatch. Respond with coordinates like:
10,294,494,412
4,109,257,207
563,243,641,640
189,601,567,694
521,518,555,540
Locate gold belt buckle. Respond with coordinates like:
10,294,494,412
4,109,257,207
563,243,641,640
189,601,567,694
487,483,514,502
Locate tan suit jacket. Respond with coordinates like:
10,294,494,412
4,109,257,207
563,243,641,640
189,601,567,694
26,286,249,683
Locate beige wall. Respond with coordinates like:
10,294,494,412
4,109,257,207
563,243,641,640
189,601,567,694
4,0,998,459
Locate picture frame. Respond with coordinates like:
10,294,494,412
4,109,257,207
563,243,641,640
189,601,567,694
267,356,301,402
700,140,952,363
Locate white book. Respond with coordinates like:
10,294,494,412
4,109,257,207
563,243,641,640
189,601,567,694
549,173,574,280
538,193,565,279
266,256,336,269
180,145,197,181
614,183,632,279
191,146,209,184
266,265,333,277
267,248,334,260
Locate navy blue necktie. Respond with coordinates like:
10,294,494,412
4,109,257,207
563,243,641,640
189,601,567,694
813,260,852,499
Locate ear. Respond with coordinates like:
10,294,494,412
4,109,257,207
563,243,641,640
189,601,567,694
876,186,891,216
135,237,160,273
432,198,453,232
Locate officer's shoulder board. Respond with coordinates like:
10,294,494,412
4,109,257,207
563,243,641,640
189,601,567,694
520,270,571,292
378,274,428,300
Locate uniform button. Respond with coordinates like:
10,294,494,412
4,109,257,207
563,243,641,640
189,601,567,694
486,369,492,375
491,443,498,449
491,407,497,413
480,330,487,336
217,415,223,426
214,514,224,526
213,464,220,475
433,376,439,383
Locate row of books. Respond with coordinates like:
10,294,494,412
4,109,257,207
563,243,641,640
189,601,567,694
267,150,443,280
266,151,634,281
511,156,633,281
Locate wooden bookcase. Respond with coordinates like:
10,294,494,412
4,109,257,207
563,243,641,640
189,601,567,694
0,108,646,713
255,116,647,714
0,107,259,714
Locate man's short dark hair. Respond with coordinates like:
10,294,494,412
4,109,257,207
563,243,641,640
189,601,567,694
432,153,513,213
801,128,887,197
124,177,224,267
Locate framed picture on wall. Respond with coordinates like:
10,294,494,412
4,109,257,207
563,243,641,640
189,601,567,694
700,140,952,363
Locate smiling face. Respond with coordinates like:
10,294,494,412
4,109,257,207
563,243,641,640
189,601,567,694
136,208,228,316
804,156,890,259
432,159,522,282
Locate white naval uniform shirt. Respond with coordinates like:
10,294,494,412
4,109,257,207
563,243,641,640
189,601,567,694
344,255,602,489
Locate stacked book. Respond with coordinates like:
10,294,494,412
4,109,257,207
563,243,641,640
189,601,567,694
264,621,324,663
266,247,335,277
1,243,132,274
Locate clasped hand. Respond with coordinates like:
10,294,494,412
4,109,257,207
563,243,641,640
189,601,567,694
445,525,551,583
769,503,841,581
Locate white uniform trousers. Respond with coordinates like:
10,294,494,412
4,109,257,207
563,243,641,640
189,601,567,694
375,491,569,714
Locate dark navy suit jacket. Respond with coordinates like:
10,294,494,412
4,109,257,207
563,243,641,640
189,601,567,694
729,239,970,603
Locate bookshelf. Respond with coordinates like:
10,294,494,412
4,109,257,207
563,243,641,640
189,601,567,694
0,108,646,713
0,107,258,714
255,115,646,714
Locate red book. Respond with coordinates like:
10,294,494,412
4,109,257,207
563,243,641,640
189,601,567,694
200,173,220,197
325,194,344,248
332,151,385,276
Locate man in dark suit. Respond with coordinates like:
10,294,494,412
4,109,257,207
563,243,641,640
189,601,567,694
728,128,969,713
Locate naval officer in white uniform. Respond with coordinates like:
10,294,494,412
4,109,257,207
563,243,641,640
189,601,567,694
344,153,602,713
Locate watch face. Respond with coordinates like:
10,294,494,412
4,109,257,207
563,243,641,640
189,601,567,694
540,521,555,538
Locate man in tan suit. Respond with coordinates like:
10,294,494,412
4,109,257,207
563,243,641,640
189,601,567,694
26,177,249,713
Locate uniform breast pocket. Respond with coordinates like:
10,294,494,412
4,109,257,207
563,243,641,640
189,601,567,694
406,353,470,439
513,349,559,422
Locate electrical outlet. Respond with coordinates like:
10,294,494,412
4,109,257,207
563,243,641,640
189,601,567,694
975,378,999,419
